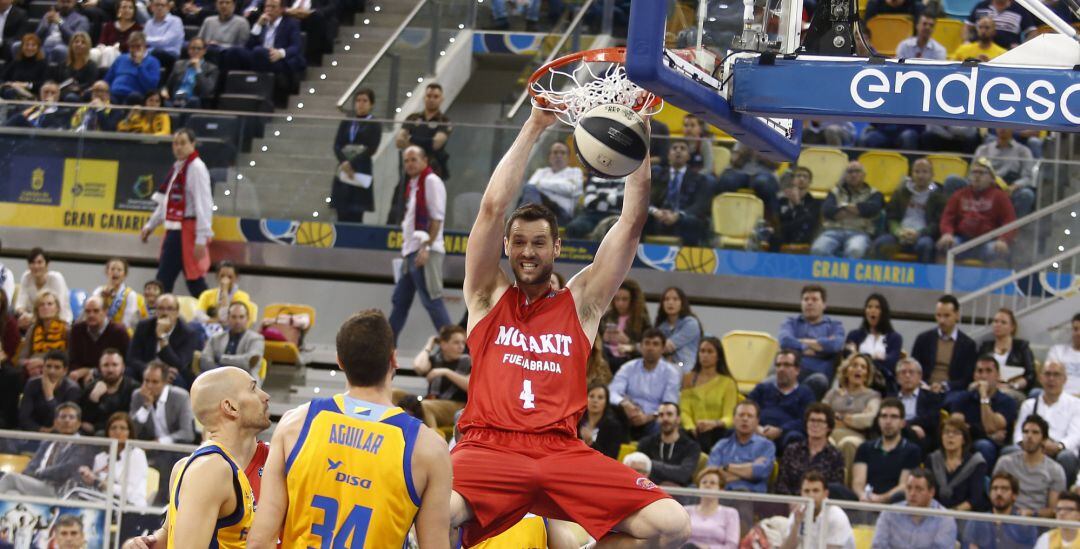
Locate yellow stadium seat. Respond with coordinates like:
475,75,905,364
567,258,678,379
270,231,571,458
925,153,969,182
0,454,30,474
853,525,875,549
145,467,160,504
775,161,790,177
643,235,683,245
262,303,316,366
798,147,848,198
721,331,780,393
694,452,709,478
712,145,732,176
176,295,198,322
616,442,639,464
711,193,764,249
859,151,909,198
932,18,965,55
867,15,913,56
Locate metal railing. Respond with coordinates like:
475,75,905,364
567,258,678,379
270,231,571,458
334,0,429,111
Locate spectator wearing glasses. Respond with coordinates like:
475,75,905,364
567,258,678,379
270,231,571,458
126,294,200,385
70,80,123,131
0,402,95,497
1009,361,1080,487
104,32,160,104
926,416,990,511
963,472,1040,547
1035,492,1080,548
143,0,183,71
161,37,219,109
811,161,885,259
4,80,68,129
774,402,846,496
938,157,1017,264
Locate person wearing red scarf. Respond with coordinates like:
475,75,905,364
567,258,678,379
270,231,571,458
140,128,213,296
388,145,451,344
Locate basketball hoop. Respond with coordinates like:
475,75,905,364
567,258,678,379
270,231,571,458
528,47,663,127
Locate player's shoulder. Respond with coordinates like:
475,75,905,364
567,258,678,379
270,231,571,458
179,451,235,489
412,425,450,463
277,402,312,432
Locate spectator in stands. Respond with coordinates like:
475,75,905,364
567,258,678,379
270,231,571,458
654,286,702,373
853,398,923,503
768,166,821,251
578,383,626,459
17,291,69,366
963,471,1039,547
781,471,855,549
872,469,958,548
127,294,199,385
162,38,219,109
284,0,336,57
3,80,68,128
1049,314,1080,395
0,240,12,302
706,400,775,493
897,14,947,59
685,468,740,547
79,349,137,434
920,124,982,154
395,83,451,179
600,279,651,372
845,293,903,393
0,402,94,497
387,146,452,342
223,0,305,87
970,129,1037,217
199,301,265,378
46,32,95,101
105,32,160,104
70,80,123,131
979,307,1035,399
859,122,921,152
953,15,1009,60
197,0,250,63
966,0,1036,48
637,402,701,487
18,350,80,431
775,402,846,496
1,34,46,100
117,89,170,135
195,261,257,328
141,129,213,296
33,0,89,63
129,360,195,443
864,0,921,20
142,280,163,317
488,0,547,31
811,161,885,259
410,324,470,430
824,354,882,472
778,284,842,396
1010,361,1080,486
895,357,943,453
682,114,715,176
680,337,738,451
646,139,714,246
872,158,946,264
716,142,780,216
79,411,148,506
68,296,131,383
586,334,613,387
0,290,21,430
566,175,624,239
622,451,651,477
748,350,816,450
92,258,146,330
802,120,856,147
0,0,29,63
609,328,682,437
143,0,182,69
946,354,1017,466
910,294,979,394
1035,492,1080,548
97,0,142,57
330,88,381,223
15,248,72,328
927,416,990,511
995,414,1066,517
938,157,1017,264
519,141,584,225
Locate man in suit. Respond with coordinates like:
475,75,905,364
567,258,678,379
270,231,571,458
0,402,95,497
895,357,943,454
0,0,29,63
129,360,196,443
161,37,219,108
331,88,381,223
199,301,265,379
222,0,305,80
645,139,714,245
910,294,978,398
126,294,200,387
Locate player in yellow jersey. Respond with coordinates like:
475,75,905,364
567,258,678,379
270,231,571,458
249,309,452,549
121,366,272,548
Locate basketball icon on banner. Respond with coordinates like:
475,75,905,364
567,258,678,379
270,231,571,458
573,104,648,178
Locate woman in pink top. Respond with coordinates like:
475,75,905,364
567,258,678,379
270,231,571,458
686,469,740,548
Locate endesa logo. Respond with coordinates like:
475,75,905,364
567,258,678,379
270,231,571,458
849,66,1080,123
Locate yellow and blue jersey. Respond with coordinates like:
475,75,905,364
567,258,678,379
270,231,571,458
167,441,254,549
467,515,548,549
281,394,422,548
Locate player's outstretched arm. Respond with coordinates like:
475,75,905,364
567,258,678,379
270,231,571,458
170,456,234,547
570,135,652,337
464,107,557,320
412,426,452,549
248,407,303,549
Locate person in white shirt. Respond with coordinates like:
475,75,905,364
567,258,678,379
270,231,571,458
0,239,15,305
79,411,149,506
1005,361,1080,487
519,141,584,224
14,247,72,329
1047,314,1080,396
895,14,947,60
387,145,451,344
781,471,855,549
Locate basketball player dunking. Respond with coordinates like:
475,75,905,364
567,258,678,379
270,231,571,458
450,107,691,547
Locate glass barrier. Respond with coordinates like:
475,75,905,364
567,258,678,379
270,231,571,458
667,487,814,547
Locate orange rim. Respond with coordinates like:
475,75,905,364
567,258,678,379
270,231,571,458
527,47,661,111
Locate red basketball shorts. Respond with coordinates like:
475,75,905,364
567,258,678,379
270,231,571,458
450,428,670,546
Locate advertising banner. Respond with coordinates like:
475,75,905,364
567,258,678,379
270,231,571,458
0,156,65,206
0,500,107,549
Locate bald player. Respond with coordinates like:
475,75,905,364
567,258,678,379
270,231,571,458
123,366,271,548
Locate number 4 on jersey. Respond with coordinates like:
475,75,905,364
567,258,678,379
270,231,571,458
519,380,536,409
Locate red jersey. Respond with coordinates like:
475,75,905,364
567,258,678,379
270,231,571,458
459,286,591,437
244,440,270,503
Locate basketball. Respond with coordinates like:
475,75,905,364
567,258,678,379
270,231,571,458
572,103,648,178
295,221,336,248
675,246,718,274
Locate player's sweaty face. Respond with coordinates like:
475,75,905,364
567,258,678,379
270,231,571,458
505,220,558,285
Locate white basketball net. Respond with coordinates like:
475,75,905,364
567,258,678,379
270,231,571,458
530,60,662,127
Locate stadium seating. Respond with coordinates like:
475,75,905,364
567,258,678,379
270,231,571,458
721,330,779,393
926,153,969,182
146,467,160,504
711,193,764,249
942,0,980,18
70,289,88,321
0,454,30,474
616,442,638,464
176,295,199,322
932,18,966,55
224,72,276,112
712,145,732,176
797,147,847,198
858,150,909,198
867,15,913,57
262,303,316,365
